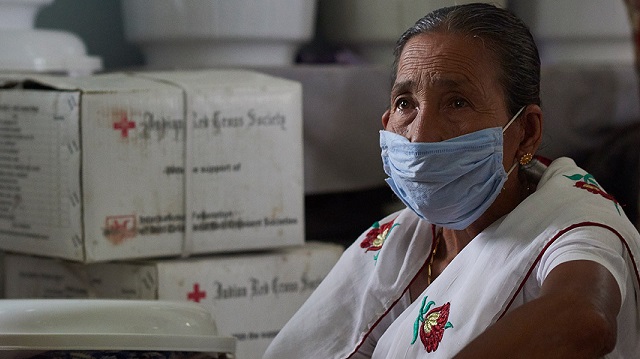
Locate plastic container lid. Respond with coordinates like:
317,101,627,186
0,299,235,354
0,29,102,76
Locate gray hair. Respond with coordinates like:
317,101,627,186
392,3,541,117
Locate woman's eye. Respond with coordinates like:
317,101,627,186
395,98,411,110
451,98,468,109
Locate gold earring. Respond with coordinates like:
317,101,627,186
519,153,533,166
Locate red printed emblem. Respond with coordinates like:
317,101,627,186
104,214,137,244
412,297,453,352
360,219,398,261
113,113,136,138
187,283,207,303
564,173,620,214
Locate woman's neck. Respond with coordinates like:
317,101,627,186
441,174,531,258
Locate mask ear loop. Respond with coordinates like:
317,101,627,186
502,106,526,178
506,161,518,177
502,106,526,134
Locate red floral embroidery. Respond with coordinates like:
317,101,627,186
420,302,452,352
575,181,617,202
412,297,453,352
564,173,620,214
360,220,396,252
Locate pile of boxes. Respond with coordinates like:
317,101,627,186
0,70,343,358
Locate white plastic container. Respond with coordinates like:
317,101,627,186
0,29,102,76
121,0,317,68
510,0,634,64
0,0,102,76
318,0,507,66
0,299,236,358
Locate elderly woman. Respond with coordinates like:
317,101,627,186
264,3,640,358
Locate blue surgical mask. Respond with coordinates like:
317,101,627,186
380,107,524,230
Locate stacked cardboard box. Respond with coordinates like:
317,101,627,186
0,70,305,261
0,70,344,358
4,242,342,359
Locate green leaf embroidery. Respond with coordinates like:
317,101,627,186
411,297,435,344
563,174,584,181
583,173,597,185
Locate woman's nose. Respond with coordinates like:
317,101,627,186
408,109,440,143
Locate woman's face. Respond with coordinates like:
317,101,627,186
383,32,513,143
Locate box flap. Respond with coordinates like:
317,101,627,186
0,73,178,93
132,69,302,91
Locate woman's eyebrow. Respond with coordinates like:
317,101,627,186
391,76,470,97
391,80,414,97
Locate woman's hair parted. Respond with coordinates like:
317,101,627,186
392,3,541,117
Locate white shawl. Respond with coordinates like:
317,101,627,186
263,158,640,358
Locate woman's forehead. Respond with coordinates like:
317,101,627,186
395,32,501,93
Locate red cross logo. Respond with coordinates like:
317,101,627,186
110,219,130,230
104,214,137,245
113,114,136,138
187,283,207,303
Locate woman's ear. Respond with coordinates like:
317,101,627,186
381,109,390,129
518,104,543,157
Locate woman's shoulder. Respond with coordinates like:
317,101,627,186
534,157,631,224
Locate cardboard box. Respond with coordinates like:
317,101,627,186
4,241,344,359
0,70,304,262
